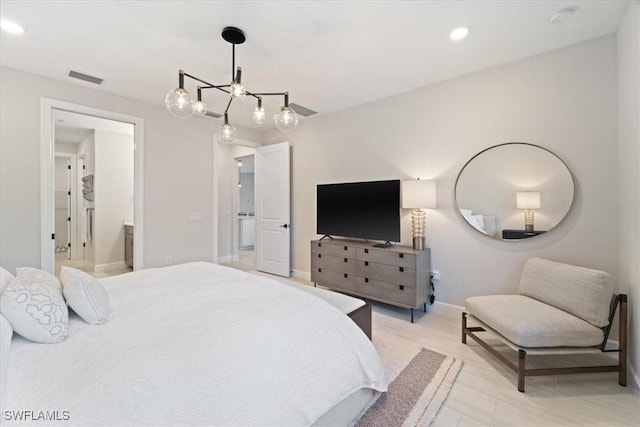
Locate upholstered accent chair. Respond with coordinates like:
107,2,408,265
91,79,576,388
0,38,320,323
462,257,627,392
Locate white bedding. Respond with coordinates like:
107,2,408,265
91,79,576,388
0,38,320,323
5,262,387,425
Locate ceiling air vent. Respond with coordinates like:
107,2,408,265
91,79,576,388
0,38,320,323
289,103,317,117
204,111,223,119
68,70,104,85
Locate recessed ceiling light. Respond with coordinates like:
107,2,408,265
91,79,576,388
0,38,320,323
0,19,25,34
449,26,470,41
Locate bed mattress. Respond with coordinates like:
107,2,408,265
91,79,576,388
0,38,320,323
4,262,387,425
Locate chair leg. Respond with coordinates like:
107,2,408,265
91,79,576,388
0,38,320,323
518,350,526,392
619,296,628,386
462,312,467,344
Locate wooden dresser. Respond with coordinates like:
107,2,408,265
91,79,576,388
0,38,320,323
310,239,431,322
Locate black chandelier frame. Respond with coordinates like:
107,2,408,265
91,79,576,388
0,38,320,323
174,26,293,124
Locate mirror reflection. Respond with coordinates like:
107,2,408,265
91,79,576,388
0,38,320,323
454,143,575,240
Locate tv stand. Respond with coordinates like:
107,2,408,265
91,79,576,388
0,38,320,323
372,241,393,248
319,235,334,241
310,239,431,323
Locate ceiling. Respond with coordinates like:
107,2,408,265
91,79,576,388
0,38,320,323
0,1,629,131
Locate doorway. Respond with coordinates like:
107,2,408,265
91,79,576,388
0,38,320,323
234,154,256,271
41,98,144,275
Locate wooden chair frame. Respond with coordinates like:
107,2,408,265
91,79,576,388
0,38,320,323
462,294,627,392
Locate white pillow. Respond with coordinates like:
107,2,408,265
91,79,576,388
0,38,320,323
0,313,12,411
0,268,68,343
0,267,14,293
60,267,110,325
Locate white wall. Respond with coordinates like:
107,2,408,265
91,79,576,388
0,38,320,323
0,66,263,272
616,0,640,391
55,142,77,154
265,36,618,306
94,130,134,268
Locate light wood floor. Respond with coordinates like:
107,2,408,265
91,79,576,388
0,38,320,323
238,263,640,426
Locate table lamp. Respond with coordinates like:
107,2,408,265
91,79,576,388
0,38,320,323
516,191,541,232
402,179,437,250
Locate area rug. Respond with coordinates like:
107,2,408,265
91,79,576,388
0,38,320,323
356,348,463,427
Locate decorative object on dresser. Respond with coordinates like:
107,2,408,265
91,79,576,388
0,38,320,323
401,179,437,250
311,239,431,323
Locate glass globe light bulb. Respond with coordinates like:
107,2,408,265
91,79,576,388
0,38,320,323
194,100,208,116
165,88,196,118
218,122,237,144
253,106,266,124
230,82,246,100
274,106,299,131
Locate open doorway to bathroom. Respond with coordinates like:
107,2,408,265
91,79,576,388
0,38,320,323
53,109,134,278
234,154,256,271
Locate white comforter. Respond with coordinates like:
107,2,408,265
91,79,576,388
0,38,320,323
5,262,387,426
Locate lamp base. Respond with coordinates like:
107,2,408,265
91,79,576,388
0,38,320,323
413,236,426,251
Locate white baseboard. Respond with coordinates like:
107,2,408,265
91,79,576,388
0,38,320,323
94,261,128,272
430,300,464,318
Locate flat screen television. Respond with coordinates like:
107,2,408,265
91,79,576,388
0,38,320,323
317,179,401,243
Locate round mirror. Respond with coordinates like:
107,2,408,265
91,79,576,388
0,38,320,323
454,143,575,240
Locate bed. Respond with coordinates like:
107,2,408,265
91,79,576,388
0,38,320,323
2,262,387,426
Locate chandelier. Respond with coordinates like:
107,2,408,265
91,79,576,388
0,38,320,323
165,26,299,144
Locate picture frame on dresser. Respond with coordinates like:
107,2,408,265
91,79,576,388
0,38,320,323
310,239,431,322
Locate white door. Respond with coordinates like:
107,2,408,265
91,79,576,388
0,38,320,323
255,142,290,277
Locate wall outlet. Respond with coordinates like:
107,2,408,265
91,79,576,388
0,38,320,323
166,256,172,265
432,270,441,281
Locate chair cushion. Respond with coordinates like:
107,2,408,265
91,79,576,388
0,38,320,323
518,257,612,327
465,295,604,348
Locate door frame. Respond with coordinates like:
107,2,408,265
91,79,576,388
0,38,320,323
54,151,78,260
40,98,145,273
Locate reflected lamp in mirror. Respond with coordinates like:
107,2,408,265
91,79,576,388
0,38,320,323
401,179,436,250
516,191,541,232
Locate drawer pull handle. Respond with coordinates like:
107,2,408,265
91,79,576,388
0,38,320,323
399,285,404,291
318,254,321,258
344,273,348,278
399,267,404,272
344,258,347,262
318,243,321,247
318,268,322,272
365,261,369,266
365,278,369,283
344,246,348,251
399,253,404,258
364,249,369,253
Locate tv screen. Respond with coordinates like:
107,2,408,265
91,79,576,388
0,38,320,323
317,179,401,242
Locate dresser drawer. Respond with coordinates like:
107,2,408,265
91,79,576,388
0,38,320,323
356,248,416,268
311,254,359,275
359,261,416,287
356,278,416,307
311,267,358,292
311,241,356,258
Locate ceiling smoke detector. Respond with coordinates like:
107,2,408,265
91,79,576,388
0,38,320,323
550,7,577,24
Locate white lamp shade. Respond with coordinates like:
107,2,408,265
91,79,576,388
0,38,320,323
516,191,541,209
402,180,437,209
